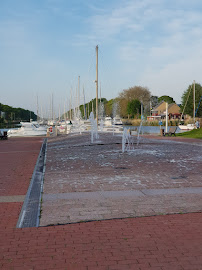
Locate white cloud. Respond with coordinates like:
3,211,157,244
138,46,202,103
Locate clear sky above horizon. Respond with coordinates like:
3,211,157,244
1,0,202,117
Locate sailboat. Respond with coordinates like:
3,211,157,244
179,80,197,131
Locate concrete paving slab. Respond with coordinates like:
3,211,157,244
0,195,25,202
142,187,202,195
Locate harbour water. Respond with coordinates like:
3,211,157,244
123,125,186,134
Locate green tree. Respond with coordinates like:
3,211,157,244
118,86,151,118
78,98,108,119
127,99,141,118
181,83,202,117
150,96,158,108
158,95,175,104
0,102,36,121
105,99,115,117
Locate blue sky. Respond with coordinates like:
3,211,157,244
1,0,202,117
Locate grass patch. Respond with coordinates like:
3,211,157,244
176,128,202,139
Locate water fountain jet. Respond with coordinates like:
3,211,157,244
89,112,99,143
122,128,134,153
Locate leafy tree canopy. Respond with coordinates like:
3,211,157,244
0,102,36,121
118,86,151,118
78,98,109,119
181,83,202,117
127,99,141,118
150,96,158,109
158,95,175,104
105,99,115,117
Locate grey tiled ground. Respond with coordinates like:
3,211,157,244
40,133,202,226
0,195,25,202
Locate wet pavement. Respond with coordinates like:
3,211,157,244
40,133,202,226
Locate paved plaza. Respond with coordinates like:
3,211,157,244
40,133,202,226
0,134,202,270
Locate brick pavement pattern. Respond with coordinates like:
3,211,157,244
0,135,202,270
1,213,202,270
0,137,43,229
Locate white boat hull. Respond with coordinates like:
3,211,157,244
113,116,123,125
8,122,47,137
8,130,47,137
178,124,196,130
104,117,113,126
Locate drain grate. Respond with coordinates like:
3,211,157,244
16,138,47,228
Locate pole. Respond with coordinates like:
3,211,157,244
96,45,98,126
78,76,80,110
64,101,66,120
150,101,152,117
78,76,80,116
166,102,168,133
193,80,195,123
52,93,53,120
70,87,72,120
37,95,39,122
100,82,101,103
41,105,43,121
83,86,86,120
67,98,69,119
141,102,143,119
49,95,51,121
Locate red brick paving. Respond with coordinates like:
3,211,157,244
0,202,23,229
0,136,202,270
0,137,43,196
1,213,202,269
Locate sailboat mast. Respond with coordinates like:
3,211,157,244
78,75,80,116
41,105,43,121
96,45,98,125
70,88,72,120
64,101,66,120
36,95,39,122
52,93,54,121
83,85,86,120
67,98,69,119
193,80,195,123
100,82,101,103
49,95,51,121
